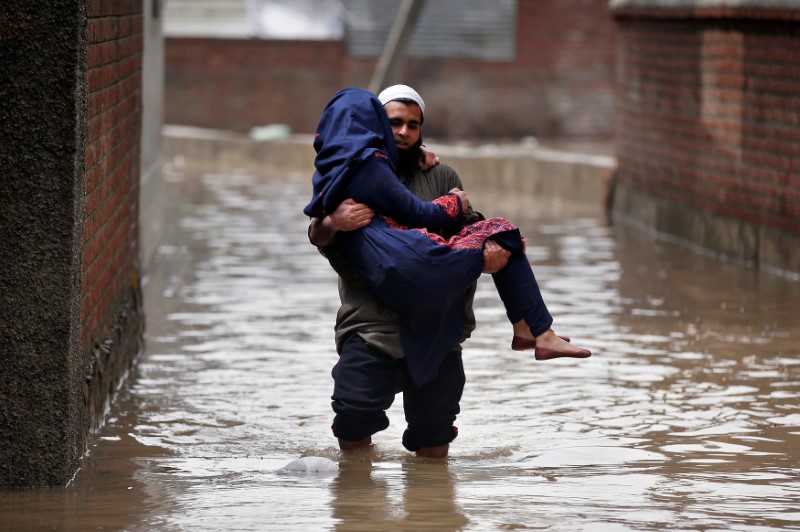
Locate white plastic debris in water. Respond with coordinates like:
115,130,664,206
279,456,338,474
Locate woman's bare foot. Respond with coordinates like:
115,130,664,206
533,330,591,360
511,321,573,351
534,330,579,352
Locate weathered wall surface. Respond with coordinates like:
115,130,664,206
163,0,617,140
611,1,800,277
0,0,146,488
0,0,89,490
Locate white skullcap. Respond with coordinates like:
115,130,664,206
377,84,425,115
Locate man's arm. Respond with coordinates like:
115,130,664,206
309,198,374,247
308,216,337,248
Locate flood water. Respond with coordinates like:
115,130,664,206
2,167,799,531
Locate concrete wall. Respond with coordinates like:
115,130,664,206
162,0,617,140
0,0,148,488
162,126,616,216
611,1,800,278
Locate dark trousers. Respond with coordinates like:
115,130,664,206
492,253,553,336
331,333,464,452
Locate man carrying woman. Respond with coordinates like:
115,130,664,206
307,86,590,457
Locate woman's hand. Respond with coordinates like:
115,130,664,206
418,146,440,171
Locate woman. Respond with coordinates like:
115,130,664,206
304,88,590,386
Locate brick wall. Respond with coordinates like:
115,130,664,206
165,38,346,132
164,0,617,139
84,0,143,348
612,5,800,274
1,0,147,488
81,0,146,436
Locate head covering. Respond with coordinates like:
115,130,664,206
377,84,425,116
303,87,399,219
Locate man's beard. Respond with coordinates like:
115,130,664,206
396,136,424,176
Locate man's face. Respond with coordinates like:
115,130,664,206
384,101,422,152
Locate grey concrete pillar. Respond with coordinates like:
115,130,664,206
141,0,166,272
0,1,88,488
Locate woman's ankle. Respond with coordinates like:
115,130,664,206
534,329,557,342
512,319,532,339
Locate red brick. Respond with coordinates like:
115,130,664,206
616,12,800,237
82,3,143,347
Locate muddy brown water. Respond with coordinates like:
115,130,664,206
2,169,798,531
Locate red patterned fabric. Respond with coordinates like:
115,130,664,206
385,212,523,252
431,195,461,219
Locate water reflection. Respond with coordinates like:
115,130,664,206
0,169,798,530
331,458,468,531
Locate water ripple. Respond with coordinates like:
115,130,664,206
3,170,798,531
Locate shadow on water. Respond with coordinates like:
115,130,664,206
1,169,798,530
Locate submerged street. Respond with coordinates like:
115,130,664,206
2,166,798,530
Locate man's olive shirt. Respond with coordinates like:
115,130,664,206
316,162,480,359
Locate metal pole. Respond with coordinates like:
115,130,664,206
368,0,426,94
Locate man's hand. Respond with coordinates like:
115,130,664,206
419,146,440,171
329,198,374,232
309,198,373,246
482,240,511,274
449,187,470,211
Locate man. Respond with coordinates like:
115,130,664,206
308,85,509,458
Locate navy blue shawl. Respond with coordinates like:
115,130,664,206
304,87,461,232
303,88,400,219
